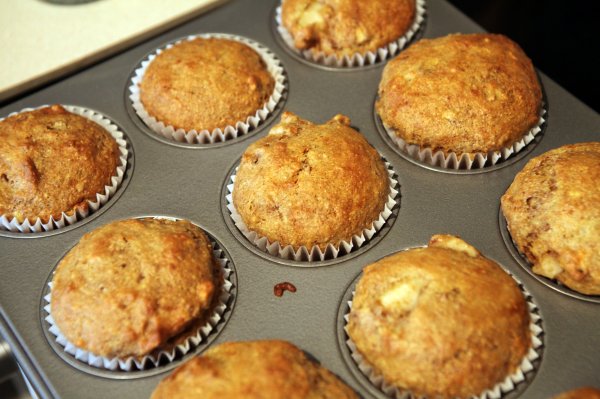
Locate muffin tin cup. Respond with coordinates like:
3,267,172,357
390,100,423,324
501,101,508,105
0,105,129,233
377,103,547,171
498,209,600,304
128,33,287,145
41,218,235,374
225,160,399,262
340,270,544,399
274,0,426,69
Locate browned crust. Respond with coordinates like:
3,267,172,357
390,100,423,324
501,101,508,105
347,235,531,398
140,38,275,132
51,218,221,358
553,387,600,399
0,105,120,223
282,0,416,56
376,33,542,154
501,142,600,295
151,340,358,399
232,111,389,250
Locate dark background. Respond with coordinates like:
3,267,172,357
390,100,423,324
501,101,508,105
447,0,599,113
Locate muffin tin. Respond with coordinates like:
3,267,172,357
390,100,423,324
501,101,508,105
0,1,599,398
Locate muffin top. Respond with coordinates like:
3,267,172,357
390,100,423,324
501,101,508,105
0,105,120,223
552,387,600,399
140,37,275,132
281,0,416,56
151,340,358,399
376,33,541,154
232,111,389,250
501,142,600,295
51,218,220,358
347,234,531,398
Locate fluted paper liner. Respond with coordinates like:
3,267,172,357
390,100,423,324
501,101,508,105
0,105,128,233
381,105,546,170
129,33,286,144
227,160,399,262
343,277,544,399
43,244,233,371
275,0,426,68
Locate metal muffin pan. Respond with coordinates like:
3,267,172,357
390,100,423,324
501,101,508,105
0,1,599,398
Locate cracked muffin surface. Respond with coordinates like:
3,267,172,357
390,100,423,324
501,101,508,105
51,218,221,358
0,105,120,223
232,111,389,250
140,37,275,132
347,235,531,398
151,340,358,399
501,142,600,295
376,33,542,155
281,0,416,56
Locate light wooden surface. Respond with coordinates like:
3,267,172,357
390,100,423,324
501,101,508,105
0,0,226,102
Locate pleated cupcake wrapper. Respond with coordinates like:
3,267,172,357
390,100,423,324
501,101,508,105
227,161,399,262
129,33,286,144
344,280,543,399
275,0,426,68
0,105,128,233
43,247,233,371
381,105,546,170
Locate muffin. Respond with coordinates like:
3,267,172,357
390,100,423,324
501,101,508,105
553,387,600,399
377,33,542,158
281,0,416,57
0,105,120,224
139,37,275,132
51,218,221,359
501,142,600,295
232,111,390,251
347,234,532,398
151,340,358,399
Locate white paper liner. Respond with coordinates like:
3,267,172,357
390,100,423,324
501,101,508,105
344,278,544,399
128,33,286,144
226,160,399,262
275,0,426,68
0,105,128,233
43,243,233,371
381,104,547,170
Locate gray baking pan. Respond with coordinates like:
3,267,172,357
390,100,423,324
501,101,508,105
1,1,599,398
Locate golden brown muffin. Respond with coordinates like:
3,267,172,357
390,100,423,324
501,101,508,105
501,143,600,295
233,111,389,250
377,33,542,155
553,387,600,399
281,0,416,56
0,105,120,224
347,234,531,399
51,218,221,358
140,37,275,132
151,340,358,399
